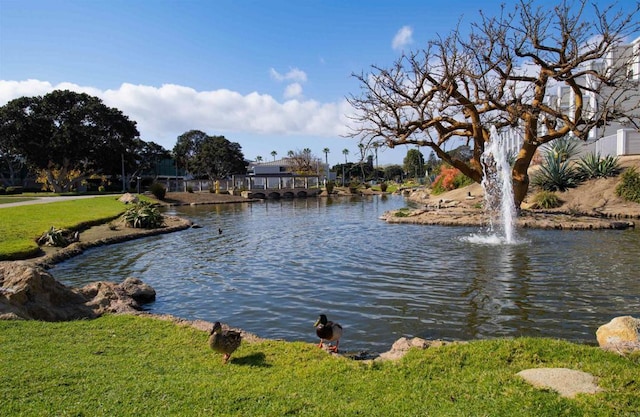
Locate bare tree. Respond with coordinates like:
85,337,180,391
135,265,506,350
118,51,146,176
348,0,640,207
286,149,322,175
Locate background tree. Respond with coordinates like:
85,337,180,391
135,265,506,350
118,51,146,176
271,150,277,161
424,151,442,180
348,0,640,207
0,90,139,192
403,148,425,181
0,137,25,186
173,130,208,178
287,149,321,175
173,130,245,181
323,147,330,178
192,135,246,181
384,164,404,182
129,139,171,181
341,148,350,185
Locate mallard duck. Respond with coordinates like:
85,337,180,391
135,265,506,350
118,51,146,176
208,321,242,364
314,314,343,353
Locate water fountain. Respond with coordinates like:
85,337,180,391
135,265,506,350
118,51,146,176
466,126,518,244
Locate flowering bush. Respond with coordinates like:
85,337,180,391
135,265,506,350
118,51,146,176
431,166,473,194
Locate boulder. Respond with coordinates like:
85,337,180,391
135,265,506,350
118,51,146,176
596,316,640,353
118,193,139,204
0,261,95,321
0,261,155,321
120,277,156,303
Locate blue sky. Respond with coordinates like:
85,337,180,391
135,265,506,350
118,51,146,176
0,0,617,166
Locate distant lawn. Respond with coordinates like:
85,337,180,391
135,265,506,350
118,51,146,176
0,196,38,204
0,315,638,416
0,196,127,260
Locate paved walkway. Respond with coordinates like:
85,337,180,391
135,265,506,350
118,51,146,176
0,195,101,208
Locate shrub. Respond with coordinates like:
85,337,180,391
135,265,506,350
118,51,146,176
186,185,194,193
575,152,621,180
0,186,5,195
380,182,388,192
394,207,411,217
325,180,335,194
616,167,640,203
98,185,106,193
431,166,473,195
123,201,164,229
5,186,23,195
530,191,562,209
150,182,167,200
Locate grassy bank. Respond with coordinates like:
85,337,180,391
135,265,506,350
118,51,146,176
0,196,128,260
0,315,638,416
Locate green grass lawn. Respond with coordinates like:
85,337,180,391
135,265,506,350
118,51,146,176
0,196,127,260
0,315,638,416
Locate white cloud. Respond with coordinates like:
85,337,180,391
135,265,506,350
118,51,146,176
269,67,307,83
392,26,414,51
283,82,303,99
0,80,352,151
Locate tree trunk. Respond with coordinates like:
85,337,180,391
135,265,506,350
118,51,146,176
511,142,538,209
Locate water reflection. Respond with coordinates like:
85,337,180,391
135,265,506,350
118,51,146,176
52,195,640,352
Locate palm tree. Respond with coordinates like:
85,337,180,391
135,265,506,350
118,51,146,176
342,148,349,186
271,150,277,161
287,150,294,158
322,147,330,180
358,143,366,182
256,156,263,163
373,143,379,171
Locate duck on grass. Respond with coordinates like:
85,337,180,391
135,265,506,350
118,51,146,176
314,314,343,353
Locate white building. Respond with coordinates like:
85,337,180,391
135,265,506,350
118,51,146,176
497,36,640,158
542,36,640,157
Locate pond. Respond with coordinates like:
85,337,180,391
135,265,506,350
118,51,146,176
53,195,640,353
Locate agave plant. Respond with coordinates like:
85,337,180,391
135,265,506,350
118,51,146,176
122,201,164,229
37,226,77,247
531,151,580,191
547,137,580,162
575,152,621,180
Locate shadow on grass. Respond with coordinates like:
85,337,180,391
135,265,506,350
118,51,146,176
231,352,271,367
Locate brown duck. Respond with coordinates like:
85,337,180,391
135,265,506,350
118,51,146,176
208,321,242,364
314,314,343,353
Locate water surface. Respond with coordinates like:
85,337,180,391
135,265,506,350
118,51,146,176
53,195,640,352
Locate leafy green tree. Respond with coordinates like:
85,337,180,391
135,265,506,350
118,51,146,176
0,90,139,192
403,148,424,180
193,135,246,180
173,130,208,177
130,139,171,179
173,130,246,181
384,164,404,181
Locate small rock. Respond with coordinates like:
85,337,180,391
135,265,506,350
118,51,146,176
517,368,602,398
